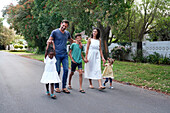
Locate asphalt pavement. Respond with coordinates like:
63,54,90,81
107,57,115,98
0,51,169,113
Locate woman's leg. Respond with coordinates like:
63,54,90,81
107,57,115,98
89,79,94,88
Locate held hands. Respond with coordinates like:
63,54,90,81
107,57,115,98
47,39,54,45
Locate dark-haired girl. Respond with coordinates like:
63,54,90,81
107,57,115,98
84,28,106,90
40,40,61,99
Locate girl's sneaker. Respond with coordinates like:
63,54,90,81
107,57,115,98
102,83,106,87
51,94,56,99
109,86,114,89
46,91,50,96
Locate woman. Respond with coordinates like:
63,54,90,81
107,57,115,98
85,28,106,90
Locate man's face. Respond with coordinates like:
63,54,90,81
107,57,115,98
60,22,69,31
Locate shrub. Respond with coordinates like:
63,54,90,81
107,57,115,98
18,45,23,49
111,46,131,60
14,45,19,49
132,51,170,65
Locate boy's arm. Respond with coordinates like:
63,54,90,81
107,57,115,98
69,49,77,64
81,53,87,63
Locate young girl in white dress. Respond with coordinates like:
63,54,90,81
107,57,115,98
84,28,106,90
40,40,61,99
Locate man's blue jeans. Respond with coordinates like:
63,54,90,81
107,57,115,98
55,54,69,89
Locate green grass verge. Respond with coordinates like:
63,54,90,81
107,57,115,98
22,54,170,94
1,50,32,55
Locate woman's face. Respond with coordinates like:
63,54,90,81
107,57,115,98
92,29,98,38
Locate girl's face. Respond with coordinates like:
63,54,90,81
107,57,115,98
48,52,54,59
92,29,98,38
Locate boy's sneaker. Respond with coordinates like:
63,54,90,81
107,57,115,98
109,86,114,89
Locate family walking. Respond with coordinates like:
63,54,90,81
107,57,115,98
40,20,115,99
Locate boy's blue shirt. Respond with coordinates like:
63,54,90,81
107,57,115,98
70,43,84,64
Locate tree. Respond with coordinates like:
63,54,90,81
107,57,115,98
56,0,132,58
149,16,170,41
3,0,63,53
0,26,15,49
131,0,168,51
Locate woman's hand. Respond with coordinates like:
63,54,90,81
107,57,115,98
102,57,106,64
85,58,88,63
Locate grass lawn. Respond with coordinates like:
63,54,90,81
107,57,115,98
1,50,32,55
19,53,170,94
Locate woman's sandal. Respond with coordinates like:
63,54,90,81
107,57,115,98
62,89,70,94
89,85,94,89
98,86,105,90
51,94,56,99
79,90,85,93
68,85,72,89
46,91,50,96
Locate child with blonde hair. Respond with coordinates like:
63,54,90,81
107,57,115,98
102,58,115,89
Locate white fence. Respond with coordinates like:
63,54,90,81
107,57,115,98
108,41,170,61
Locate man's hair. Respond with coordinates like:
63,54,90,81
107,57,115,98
75,33,82,38
62,20,69,26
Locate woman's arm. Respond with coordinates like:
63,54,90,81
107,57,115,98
85,38,91,62
99,39,106,63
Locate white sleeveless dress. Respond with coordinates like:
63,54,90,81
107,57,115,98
40,56,61,83
84,38,102,80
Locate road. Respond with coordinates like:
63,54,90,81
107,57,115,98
0,51,170,113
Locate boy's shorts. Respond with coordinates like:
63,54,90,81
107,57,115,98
71,61,82,72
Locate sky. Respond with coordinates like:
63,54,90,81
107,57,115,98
0,0,142,28
0,0,18,27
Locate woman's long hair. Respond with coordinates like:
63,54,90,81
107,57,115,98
91,28,100,39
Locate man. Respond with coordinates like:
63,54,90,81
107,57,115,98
48,20,73,94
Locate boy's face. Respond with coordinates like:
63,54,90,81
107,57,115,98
76,36,82,42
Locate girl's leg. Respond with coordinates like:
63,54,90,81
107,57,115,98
51,83,54,94
89,79,94,88
109,78,112,87
46,83,50,96
50,83,56,99
46,83,49,92
105,78,109,84
103,78,108,87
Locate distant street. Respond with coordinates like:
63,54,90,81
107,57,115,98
0,51,170,113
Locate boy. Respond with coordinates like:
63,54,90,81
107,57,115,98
68,33,87,93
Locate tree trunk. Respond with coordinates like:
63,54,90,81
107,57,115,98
97,21,111,59
70,23,75,39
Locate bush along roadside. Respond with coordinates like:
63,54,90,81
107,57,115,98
132,51,170,65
